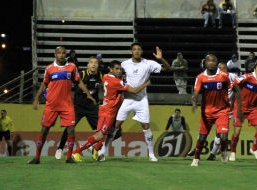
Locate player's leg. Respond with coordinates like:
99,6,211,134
133,98,157,161
60,109,77,163
55,107,83,159
28,126,50,164
28,109,58,164
191,116,212,166
216,114,230,162
4,130,12,156
229,116,243,161
207,134,220,161
248,111,257,159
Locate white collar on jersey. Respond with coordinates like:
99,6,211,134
203,68,220,77
53,60,68,67
253,71,257,79
107,74,115,78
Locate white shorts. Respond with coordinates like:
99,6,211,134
116,97,150,123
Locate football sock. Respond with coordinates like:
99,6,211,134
73,136,96,154
230,134,239,153
220,138,228,152
35,135,45,160
143,128,154,156
93,137,105,151
252,132,257,151
103,127,120,153
66,135,75,159
211,136,220,155
58,128,68,150
194,139,203,159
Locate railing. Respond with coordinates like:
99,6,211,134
0,69,36,103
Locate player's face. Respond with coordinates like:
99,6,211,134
218,64,228,72
55,47,66,64
87,58,99,73
110,64,122,77
174,111,181,118
205,57,217,71
131,45,143,59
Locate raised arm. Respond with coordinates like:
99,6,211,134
153,46,171,71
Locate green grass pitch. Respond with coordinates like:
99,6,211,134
0,156,256,190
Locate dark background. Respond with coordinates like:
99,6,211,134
0,0,33,85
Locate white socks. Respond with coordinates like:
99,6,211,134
211,136,221,155
143,128,154,156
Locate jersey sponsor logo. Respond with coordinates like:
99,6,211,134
133,69,138,74
202,81,228,90
243,82,257,92
50,71,72,81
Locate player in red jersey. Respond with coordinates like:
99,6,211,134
191,54,233,166
28,46,95,164
72,60,150,161
229,61,257,161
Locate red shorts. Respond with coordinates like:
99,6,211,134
233,109,257,127
199,114,229,135
97,114,115,135
41,108,75,127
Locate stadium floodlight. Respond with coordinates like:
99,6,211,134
3,89,8,94
1,33,6,38
1,43,6,49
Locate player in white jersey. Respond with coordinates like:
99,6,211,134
98,42,171,162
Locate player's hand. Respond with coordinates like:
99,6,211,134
87,95,97,105
32,99,39,110
153,46,162,60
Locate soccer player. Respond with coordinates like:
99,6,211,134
55,56,102,159
229,61,257,161
28,46,95,164
99,43,171,162
191,54,231,166
207,62,237,160
72,60,150,161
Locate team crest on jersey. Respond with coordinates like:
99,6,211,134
67,72,71,79
133,69,138,74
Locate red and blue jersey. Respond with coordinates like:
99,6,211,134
43,61,80,111
194,69,230,117
233,72,257,112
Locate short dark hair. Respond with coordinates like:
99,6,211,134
131,42,143,49
109,60,121,68
175,108,181,112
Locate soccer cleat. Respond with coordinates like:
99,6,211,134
55,149,63,160
72,153,83,162
229,152,236,161
27,158,40,164
97,154,106,162
149,153,158,162
92,148,99,161
191,159,199,167
249,148,257,159
187,149,195,157
221,151,228,162
207,153,216,161
65,157,76,164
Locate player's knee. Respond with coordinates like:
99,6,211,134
199,134,207,142
66,126,75,136
219,133,228,141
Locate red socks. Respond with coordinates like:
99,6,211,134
36,135,45,160
93,138,105,151
230,135,239,153
194,139,203,159
73,136,97,154
66,135,75,159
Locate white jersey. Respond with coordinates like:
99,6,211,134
228,72,237,100
122,58,162,100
